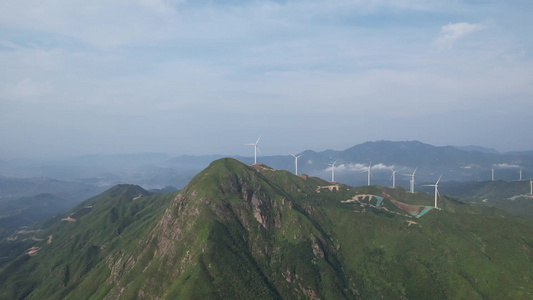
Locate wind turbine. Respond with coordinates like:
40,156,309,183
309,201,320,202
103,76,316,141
367,162,372,186
290,153,303,175
530,178,532,195
519,168,523,181
423,174,443,208
492,166,495,181
403,167,417,193
391,168,398,188
246,136,261,165
326,160,337,182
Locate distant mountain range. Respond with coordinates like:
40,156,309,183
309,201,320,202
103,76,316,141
255,141,533,187
0,140,532,235
1,158,532,299
453,145,500,154
0,176,105,202
2,140,532,190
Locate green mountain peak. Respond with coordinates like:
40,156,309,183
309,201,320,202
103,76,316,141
98,183,151,198
1,158,533,299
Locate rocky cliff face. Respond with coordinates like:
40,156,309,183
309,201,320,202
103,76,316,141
102,158,352,299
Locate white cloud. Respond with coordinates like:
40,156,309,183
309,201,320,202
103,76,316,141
436,22,486,49
372,163,393,170
0,40,21,50
137,0,180,16
1,1,532,157
0,0,183,47
6,78,53,99
495,163,520,169
0,1,477,49
325,163,395,173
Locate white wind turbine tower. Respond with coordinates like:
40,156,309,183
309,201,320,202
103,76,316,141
404,167,417,193
246,136,261,165
290,153,303,175
492,166,495,181
326,160,337,182
530,178,532,195
519,168,523,181
367,162,373,186
423,174,443,209
391,168,398,188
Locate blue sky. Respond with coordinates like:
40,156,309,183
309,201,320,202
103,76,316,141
1,0,532,158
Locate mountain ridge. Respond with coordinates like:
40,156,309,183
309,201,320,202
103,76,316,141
1,158,533,299
2,140,533,190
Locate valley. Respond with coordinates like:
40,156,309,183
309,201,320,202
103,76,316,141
1,158,532,299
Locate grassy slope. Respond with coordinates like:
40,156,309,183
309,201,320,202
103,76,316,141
0,193,73,240
326,196,533,299
0,185,174,300
442,180,530,199
102,159,354,299
1,158,532,299
440,180,533,219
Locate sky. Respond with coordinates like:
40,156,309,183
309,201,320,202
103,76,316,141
1,0,533,159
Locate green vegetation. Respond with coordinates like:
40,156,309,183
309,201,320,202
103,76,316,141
0,193,71,239
442,180,530,199
441,180,533,219
1,158,533,299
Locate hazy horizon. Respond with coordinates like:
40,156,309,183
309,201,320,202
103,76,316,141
0,139,527,161
2,1,532,159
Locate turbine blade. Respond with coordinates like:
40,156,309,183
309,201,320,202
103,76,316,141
436,173,443,184
256,136,261,144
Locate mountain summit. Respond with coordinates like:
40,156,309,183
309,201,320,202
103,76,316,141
110,158,352,298
1,158,533,299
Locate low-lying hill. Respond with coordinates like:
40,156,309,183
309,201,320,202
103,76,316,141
437,180,533,219
0,193,72,239
1,158,532,299
440,180,531,199
0,176,106,239
0,175,104,202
